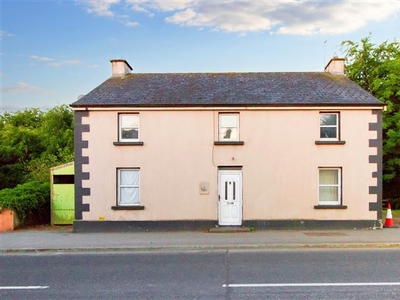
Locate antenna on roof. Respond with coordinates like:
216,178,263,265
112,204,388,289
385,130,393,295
324,40,327,69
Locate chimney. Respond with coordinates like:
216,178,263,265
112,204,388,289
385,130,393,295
324,56,345,75
110,59,133,77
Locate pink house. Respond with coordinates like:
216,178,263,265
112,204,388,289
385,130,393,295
70,57,384,232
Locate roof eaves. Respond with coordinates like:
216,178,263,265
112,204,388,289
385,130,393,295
70,102,385,108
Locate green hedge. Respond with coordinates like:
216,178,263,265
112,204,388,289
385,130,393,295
0,181,50,221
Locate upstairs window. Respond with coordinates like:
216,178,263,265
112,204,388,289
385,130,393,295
320,113,339,140
219,113,239,141
119,114,139,142
319,168,341,205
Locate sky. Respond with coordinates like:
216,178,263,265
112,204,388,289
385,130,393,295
1,0,399,112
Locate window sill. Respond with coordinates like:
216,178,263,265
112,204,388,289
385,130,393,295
214,141,245,146
113,141,144,146
111,205,145,210
315,141,346,145
314,205,347,209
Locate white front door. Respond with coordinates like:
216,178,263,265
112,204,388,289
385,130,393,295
218,170,242,226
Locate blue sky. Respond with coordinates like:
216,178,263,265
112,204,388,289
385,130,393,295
1,0,399,111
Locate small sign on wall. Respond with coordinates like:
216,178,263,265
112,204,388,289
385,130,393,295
199,181,210,195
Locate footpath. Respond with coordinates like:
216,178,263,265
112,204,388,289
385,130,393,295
1,226,400,254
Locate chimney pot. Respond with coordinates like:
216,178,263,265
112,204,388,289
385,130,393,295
324,57,345,75
110,59,133,77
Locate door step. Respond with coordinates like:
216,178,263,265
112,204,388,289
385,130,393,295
209,226,251,233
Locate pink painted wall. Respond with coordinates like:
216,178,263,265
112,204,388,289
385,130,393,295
78,107,380,222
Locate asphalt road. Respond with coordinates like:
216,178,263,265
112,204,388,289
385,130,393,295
1,249,400,299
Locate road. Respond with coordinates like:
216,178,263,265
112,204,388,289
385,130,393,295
1,249,400,299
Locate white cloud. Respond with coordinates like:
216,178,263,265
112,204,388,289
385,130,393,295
164,0,400,35
124,20,140,27
77,0,140,26
126,0,192,12
63,59,81,65
1,82,49,94
165,4,277,32
30,55,54,62
47,59,82,67
274,1,400,35
77,0,120,17
29,55,81,67
0,30,15,40
117,14,140,26
78,0,400,35
172,0,398,35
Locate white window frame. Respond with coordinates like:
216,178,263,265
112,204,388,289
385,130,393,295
219,113,239,141
117,169,140,206
318,168,341,205
319,113,339,141
119,114,139,142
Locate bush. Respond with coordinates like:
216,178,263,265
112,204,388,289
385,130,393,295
0,181,50,223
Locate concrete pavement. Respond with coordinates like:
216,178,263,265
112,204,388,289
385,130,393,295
1,226,400,253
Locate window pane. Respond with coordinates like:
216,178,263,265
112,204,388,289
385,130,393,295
320,127,337,139
121,115,139,127
319,186,338,202
120,187,139,204
121,128,138,139
319,170,338,184
120,170,139,185
220,127,238,140
220,115,238,127
320,114,337,126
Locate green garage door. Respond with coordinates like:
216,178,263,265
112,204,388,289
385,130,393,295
51,162,74,225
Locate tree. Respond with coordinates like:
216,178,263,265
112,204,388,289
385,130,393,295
341,36,400,200
0,109,45,188
0,105,74,189
25,105,74,182
0,105,74,225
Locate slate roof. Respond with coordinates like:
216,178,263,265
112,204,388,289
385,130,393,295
71,72,383,107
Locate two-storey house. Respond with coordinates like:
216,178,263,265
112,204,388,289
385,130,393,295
71,57,384,232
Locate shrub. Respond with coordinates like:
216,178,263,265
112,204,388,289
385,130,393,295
0,181,50,222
